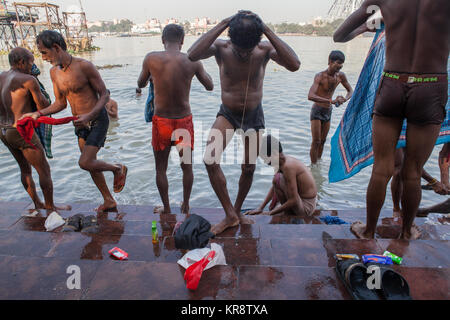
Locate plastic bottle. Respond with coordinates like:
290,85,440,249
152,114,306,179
152,221,159,244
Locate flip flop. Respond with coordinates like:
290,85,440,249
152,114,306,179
80,215,99,233
62,214,84,232
335,259,381,300
114,165,128,193
366,263,412,300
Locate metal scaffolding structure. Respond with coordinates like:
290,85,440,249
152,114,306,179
13,2,64,52
0,1,93,54
63,11,91,51
328,0,363,20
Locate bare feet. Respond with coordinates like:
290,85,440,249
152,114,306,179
180,202,190,215
400,224,422,240
154,206,171,214
211,216,240,235
95,200,117,213
33,201,46,210
237,213,255,225
113,164,128,193
46,204,72,211
350,221,374,239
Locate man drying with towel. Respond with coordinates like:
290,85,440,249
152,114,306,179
0,47,70,212
23,30,128,213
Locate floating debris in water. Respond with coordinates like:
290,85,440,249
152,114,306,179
96,64,128,70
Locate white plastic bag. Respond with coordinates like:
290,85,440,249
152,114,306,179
44,212,65,231
177,243,227,271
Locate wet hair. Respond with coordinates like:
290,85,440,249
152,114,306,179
162,24,185,43
36,30,67,51
329,50,345,63
262,134,283,158
8,47,32,67
228,13,263,49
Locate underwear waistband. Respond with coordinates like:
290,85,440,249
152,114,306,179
382,71,448,84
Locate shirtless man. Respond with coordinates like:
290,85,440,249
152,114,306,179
308,50,353,165
23,30,128,213
0,47,69,211
246,135,317,216
334,0,449,240
137,24,213,214
188,11,300,235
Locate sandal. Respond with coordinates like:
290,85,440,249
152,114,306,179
335,259,381,300
366,263,412,300
80,215,99,233
62,214,84,232
113,165,128,193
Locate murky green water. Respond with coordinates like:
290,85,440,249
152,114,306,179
0,36,446,210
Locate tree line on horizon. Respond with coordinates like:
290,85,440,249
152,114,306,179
88,18,345,37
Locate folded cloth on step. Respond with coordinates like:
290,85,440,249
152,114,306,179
320,216,349,225
174,214,215,250
16,116,78,149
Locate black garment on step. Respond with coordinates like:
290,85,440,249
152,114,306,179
175,214,215,250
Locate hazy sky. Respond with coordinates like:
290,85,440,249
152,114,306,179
27,0,334,24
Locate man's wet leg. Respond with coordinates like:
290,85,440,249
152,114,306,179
391,149,405,218
355,116,403,239
179,146,193,214
310,120,321,164
318,120,330,160
78,142,118,212
400,123,441,240
11,147,44,209
154,146,172,214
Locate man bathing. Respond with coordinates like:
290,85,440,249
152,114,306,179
334,0,449,239
0,47,70,211
246,135,317,217
23,30,128,213
188,11,300,234
308,50,353,165
138,24,213,214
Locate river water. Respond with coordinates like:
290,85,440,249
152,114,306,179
0,36,446,210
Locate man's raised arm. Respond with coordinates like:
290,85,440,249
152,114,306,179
187,16,233,61
334,0,380,42
264,23,301,72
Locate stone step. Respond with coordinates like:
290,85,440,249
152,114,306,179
0,254,447,300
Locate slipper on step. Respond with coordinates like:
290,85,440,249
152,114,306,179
62,214,84,232
335,259,381,300
80,215,99,233
366,263,412,300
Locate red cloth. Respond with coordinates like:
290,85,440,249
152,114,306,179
152,114,194,151
16,116,78,149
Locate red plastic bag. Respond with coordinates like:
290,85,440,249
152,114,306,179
184,250,216,290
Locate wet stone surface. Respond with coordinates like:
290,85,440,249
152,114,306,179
0,202,448,300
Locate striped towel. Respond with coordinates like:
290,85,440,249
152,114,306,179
34,76,53,159
329,25,450,183
144,80,155,123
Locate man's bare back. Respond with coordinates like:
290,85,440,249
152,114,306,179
281,155,318,200
0,70,49,126
139,51,212,119
335,0,449,73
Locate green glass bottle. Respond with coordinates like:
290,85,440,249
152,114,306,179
152,221,159,244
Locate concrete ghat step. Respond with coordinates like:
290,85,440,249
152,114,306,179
0,229,448,269
0,254,447,300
